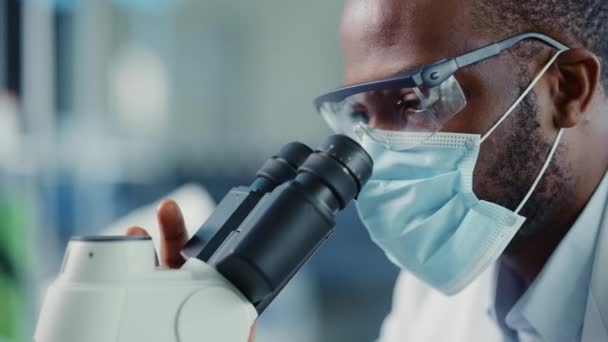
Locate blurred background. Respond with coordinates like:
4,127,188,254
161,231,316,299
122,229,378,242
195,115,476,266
0,0,399,341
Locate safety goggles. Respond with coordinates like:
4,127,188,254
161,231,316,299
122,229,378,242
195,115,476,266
314,32,568,149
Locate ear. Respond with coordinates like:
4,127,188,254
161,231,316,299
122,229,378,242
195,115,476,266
551,48,601,128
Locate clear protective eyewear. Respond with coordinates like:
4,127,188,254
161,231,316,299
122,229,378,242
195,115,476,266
314,32,568,150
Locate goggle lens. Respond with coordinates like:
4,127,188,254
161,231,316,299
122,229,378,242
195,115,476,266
319,75,467,149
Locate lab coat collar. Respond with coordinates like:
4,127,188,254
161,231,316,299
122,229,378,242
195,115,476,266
504,172,608,342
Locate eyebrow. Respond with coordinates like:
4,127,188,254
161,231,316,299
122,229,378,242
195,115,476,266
389,37,472,78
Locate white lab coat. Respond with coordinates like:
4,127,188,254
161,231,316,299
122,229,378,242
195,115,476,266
582,200,608,341
378,202,608,342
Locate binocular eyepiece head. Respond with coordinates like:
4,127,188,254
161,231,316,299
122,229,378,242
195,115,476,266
253,135,373,210
186,134,373,313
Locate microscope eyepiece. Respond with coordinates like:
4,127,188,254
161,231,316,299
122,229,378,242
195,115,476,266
277,141,316,170
296,135,373,210
318,135,373,190
252,142,313,193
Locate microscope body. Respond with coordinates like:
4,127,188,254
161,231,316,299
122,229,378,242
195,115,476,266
34,135,373,342
34,237,256,342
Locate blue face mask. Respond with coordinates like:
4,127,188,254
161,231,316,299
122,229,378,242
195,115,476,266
355,51,565,295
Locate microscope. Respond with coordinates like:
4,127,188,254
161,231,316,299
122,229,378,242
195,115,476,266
34,135,373,342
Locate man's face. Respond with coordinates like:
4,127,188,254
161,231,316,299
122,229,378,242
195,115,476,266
340,0,573,244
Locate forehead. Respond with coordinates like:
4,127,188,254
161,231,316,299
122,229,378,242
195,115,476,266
340,0,481,85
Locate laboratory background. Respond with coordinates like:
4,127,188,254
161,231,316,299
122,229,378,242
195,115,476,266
0,1,400,341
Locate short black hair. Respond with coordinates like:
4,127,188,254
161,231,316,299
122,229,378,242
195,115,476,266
474,1,608,93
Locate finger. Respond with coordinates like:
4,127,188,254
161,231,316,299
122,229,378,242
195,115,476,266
248,323,256,342
125,226,159,266
157,199,188,268
125,226,149,236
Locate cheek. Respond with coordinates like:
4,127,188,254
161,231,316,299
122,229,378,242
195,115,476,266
451,67,526,202
441,58,560,207
442,61,520,135
473,130,508,200
442,93,500,134
470,95,549,208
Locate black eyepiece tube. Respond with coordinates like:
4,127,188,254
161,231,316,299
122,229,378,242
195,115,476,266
207,135,373,313
297,135,372,209
181,142,313,260
251,142,314,193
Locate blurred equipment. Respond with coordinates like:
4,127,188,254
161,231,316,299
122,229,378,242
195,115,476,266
0,199,27,342
34,135,373,342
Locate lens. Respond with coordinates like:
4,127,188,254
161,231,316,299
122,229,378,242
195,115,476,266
319,75,467,150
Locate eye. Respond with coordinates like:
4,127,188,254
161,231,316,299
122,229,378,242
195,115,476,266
350,103,370,123
395,91,426,113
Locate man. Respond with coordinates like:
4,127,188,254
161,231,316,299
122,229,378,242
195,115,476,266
128,0,608,340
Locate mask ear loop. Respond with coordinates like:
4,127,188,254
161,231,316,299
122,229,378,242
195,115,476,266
515,128,564,214
480,50,566,144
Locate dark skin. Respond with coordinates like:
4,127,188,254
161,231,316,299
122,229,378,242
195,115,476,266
125,0,608,339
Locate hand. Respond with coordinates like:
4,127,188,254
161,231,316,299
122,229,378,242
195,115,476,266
125,199,256,341
125,199,187,268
